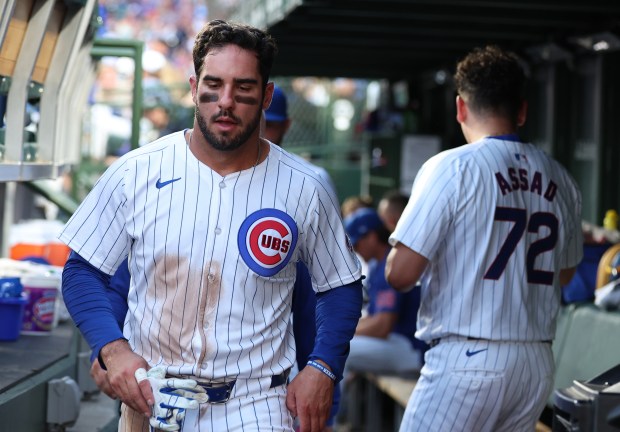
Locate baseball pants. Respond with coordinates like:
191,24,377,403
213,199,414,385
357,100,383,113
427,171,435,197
399,337,554,432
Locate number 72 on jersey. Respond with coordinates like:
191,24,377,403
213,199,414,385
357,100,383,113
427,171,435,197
484,206,558,285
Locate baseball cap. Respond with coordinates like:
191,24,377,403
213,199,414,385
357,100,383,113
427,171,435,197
344,208,384,246
265,86,288,122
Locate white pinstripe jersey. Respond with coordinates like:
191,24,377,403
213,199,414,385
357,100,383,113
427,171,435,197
391,136,583,342
288,152,338,201
59,130,361,380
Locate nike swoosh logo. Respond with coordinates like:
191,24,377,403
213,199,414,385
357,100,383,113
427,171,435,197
465,348,488,357
156,177,181,189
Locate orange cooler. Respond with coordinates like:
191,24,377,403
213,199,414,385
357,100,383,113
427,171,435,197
10,241,70,267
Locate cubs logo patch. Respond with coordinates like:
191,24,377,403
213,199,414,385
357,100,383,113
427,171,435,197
238,209,298,277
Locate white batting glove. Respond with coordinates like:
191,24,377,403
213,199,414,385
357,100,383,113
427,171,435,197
135,367,209,431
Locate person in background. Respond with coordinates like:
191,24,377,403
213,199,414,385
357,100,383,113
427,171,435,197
263,85,292,145
385,45,582,431
339,193,375,297
339,195,375,293
344,208,424,372
61,19,362,432
263,84,341,432
140,93,173,146
376,188,429,356
377,189,410,233
561,220,618,304
341,194,373,218
263,85,337,197
337,208,424,424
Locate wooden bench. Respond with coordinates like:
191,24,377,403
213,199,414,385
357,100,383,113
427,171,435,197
366,372,417,431
342,372,417,432
366,373,417,408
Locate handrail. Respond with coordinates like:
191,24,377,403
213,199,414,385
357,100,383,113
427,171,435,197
24,179,78,217
91,38,143,151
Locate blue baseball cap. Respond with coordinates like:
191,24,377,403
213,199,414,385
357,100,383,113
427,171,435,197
265,85,288,122
344,208,384,246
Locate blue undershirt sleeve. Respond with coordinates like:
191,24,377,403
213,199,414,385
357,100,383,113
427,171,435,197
62,251,125,363
107,258,130,327
310,279,363,382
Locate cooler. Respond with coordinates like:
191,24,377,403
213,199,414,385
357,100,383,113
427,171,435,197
9,219,70,267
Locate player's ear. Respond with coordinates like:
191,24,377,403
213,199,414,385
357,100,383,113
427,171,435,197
517,100,527,127
456,95,467,124
190,74,198,104
263,82,275,110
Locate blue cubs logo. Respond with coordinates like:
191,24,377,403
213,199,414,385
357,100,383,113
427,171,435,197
238,209,298,277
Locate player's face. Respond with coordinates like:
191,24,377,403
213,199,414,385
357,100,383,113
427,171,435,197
353,233,373,262
191,45,271,152
263,121,287,146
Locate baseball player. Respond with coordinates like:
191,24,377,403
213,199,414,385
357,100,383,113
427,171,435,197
60,20,363,432
377,189,409,233
385,45,583,431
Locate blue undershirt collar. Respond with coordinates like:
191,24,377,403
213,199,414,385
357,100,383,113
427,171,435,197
488,133,520,142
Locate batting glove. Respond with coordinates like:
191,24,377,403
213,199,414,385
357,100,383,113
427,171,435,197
135,367,209,431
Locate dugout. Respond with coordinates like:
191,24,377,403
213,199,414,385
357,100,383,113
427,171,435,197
1,1,620,431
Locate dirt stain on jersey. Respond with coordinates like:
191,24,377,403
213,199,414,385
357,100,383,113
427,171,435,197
144,255,222,367
196,261,222,366
152,255,202,364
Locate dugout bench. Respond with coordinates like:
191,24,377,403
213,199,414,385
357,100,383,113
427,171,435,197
345,370,418,432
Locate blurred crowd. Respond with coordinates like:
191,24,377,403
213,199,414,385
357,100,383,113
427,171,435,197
89,0,208,160
98,0,206,78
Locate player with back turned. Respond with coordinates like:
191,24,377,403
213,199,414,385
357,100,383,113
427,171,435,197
385,45,583,431
60,19,363,432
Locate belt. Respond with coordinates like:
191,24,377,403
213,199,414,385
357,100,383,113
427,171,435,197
269,368,291,388
429,336,552,348
186,368,291,404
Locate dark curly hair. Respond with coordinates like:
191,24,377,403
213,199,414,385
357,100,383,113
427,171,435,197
192,19,278,88
453,45,526,124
